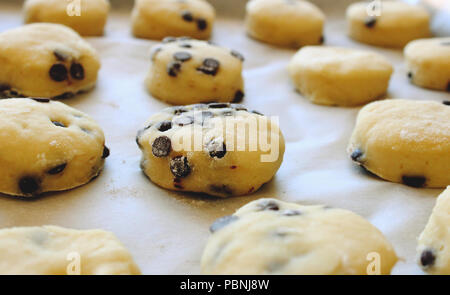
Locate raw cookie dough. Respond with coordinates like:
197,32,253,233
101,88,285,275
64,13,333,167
0,225,140,275
405,38,450,92
0,23,100,99
245,0,325,48
0,98,109,197
346,1,431,48
201,198,398,275
136,103,285,197
146,37,245,105
417,187,450,275
132,0,215,40
288,46,393,106
23,0,110,36
348,99,450,188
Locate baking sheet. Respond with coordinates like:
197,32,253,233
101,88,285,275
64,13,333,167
0,0,449,275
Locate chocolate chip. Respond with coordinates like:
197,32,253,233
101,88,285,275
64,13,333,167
257,200,280,211
252,110,264,116
197,58,220,76
49,64,68,82
52,121,66,128
53,50,69,61
319,35,325,44
174,116,194,126
210,215,238,233
167,61,182,77
351,148,363,162
208,102,229,109
156,121,172,132
196,18,207,30
230,50,245,62
232,90,244,103
207,139,226,158
47,163,67,175
420,249,436,268
173,106,188,115
179,43,192,48
365,17,377,28
443,100,450,106
282,209,301,216
233,104,248,111
19,176,39,195
222,110,234,116
402,175,426,188
181,10,193,22
170,156,191,178
32,98,50,103
70,63,84,80
102,146,110,159
408,72,413,80
152,136,172,157
0,83,10,92
210,184,233,195
162,37,177,43
173,52,192,62
53,92,74,99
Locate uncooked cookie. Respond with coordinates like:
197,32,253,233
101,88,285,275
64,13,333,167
201,198,398,275
245,0,325,48
288,46,393,106
405,38,450,92
132,0,215,40
136,103,285,197
0,225,140,275
347,1,431,48
0,23,100,99
417,187,450,275
348,99,450,188
23,0,110,36
146,37,245,105
0,98,109,197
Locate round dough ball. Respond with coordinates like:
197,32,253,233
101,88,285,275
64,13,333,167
417,186,450,275
347,1,431,48
146,37,245,105
245,0,325,48
132,0,215,40
348,99,450,188
0,98,109,197
136,103,285,197
288,46,393,106
0,225,140,275
0,23,100,99
201,198,398,275
23,0,110,36
405,38,450,92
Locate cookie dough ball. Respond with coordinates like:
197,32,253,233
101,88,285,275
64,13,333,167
417,187,450,275
201,198,398,275
132,0,215,40
0,23,100,99
288,46,393,106
405,38,450,92
0,98,109,197
245,0,325,48
136,103,285,197
348,99,450,188
0,226,140,275
347,1,431,48
146,37,245,105
23,0,110,36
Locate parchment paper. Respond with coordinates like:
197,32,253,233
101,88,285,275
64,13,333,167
0,0,449,275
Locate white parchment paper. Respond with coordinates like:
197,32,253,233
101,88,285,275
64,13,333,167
0,0,448,275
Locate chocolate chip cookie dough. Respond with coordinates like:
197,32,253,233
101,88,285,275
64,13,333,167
245,0,325,48
0,225,140,275
347,1,431,48
405,38,450,92
0,98,109,197
132,0,215,40
23,0,110,36
136,103,285,197
288,46,393,106
348,100,450,188
0,23,100,99
146,37,245,105
201,198,398,275
417,187,450,275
